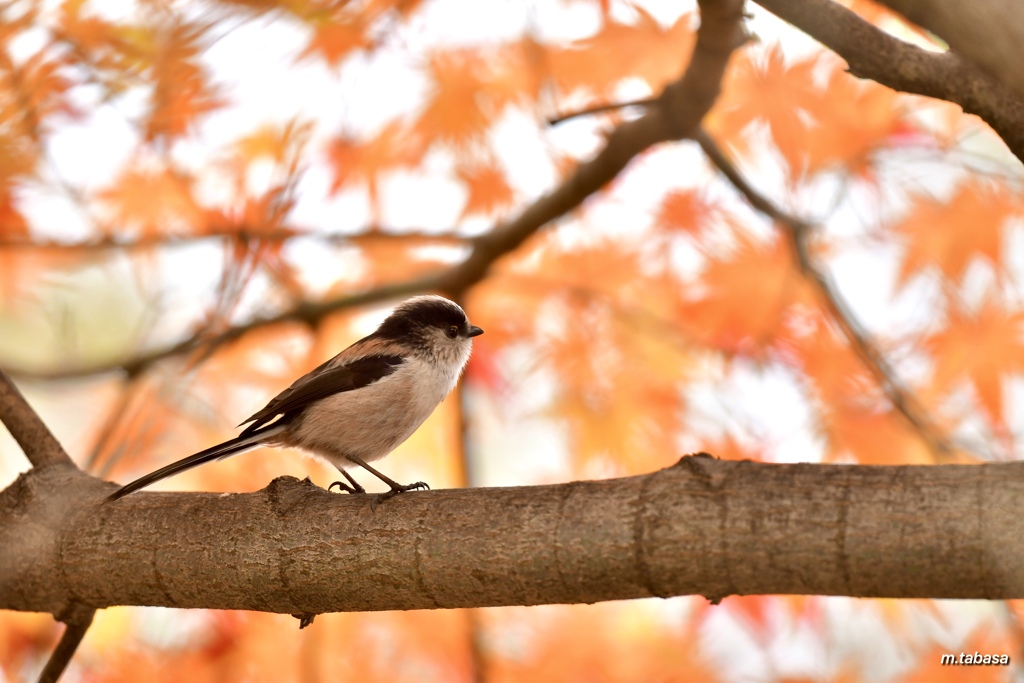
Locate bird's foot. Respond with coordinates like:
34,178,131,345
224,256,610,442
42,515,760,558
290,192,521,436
370,481,429,511
328,481,366,495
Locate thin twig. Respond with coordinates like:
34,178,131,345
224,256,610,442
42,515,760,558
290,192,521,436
0,371,75,468
0,228,469,252
37,606,95,683
694,127,954,462
548,97,657,126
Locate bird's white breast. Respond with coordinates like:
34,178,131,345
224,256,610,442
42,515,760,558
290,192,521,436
283,354,460,467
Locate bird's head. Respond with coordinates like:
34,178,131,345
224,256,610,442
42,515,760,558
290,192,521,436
375,295,483,366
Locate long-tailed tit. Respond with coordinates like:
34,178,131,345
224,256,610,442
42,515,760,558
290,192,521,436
106,295,483,505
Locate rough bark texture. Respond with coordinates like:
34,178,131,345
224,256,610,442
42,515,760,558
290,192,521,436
875,0,1024,102
0,374,73,469
5,455,1024,617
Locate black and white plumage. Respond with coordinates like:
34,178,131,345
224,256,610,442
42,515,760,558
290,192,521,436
106,295,483,504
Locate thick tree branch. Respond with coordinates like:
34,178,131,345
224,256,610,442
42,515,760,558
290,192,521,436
37,605,95,683
2,0,747,382
6,455,1024,617
753,0,1024,163
695,129,954,462
872,0,1024,104
0,372,74,469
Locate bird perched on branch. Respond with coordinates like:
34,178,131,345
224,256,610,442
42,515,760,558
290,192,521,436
106,295,483,506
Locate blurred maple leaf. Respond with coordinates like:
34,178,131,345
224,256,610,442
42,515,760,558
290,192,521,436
415,51,494,148
54,0,137,95
456,163,514,218
777,313,876,406
142,19,225,142
327,121,423,212
97,165,206,237
824,405,933,464
0,49,80,141
680,232,815,354
713,48,914,180
804,68,916,178
300,14,371,67
548,8,695,95
0,188,27,239
653,188,719,237
492,236,695,475
925,296,1024,426
0,143,33,244
893,180,1020,286
710,46,820,167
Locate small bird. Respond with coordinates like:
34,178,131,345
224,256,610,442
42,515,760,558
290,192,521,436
107,295,483,504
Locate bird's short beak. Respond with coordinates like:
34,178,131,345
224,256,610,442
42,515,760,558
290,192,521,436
468,325,484,337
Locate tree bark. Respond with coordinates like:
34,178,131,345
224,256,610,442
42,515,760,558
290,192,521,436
5,454,1024,618
875,0,1024,102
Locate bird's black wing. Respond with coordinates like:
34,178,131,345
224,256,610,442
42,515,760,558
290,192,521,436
238,354,405,436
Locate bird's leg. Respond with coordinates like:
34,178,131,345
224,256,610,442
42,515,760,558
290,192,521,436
328,468,366,495
344,455,428,509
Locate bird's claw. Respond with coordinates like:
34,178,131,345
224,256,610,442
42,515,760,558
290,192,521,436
328,481,365,495
369,481,429,511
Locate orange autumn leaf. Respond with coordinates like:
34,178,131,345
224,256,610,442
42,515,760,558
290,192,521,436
97,165,206,236
824,406,932,465
778,314,876,405
414,51,492,147
327,121,423,209
653,188,718,237
483,39,546,110
0,187,28,240
548,8,695,94
680,232,814,354
144,20,225,141
713,48,913,180
456,163,514,218
804,67,915,178
0,133,36,244
926,296,1024,426
0,50,80,140
710,45,820,167
540,288,692,474
893,180,1019,286
55,0,128,66
299,15,372,67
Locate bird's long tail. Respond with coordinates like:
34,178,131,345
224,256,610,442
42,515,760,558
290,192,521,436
105,425,285,501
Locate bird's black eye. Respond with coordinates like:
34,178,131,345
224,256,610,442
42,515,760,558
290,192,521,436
445,325,459,339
